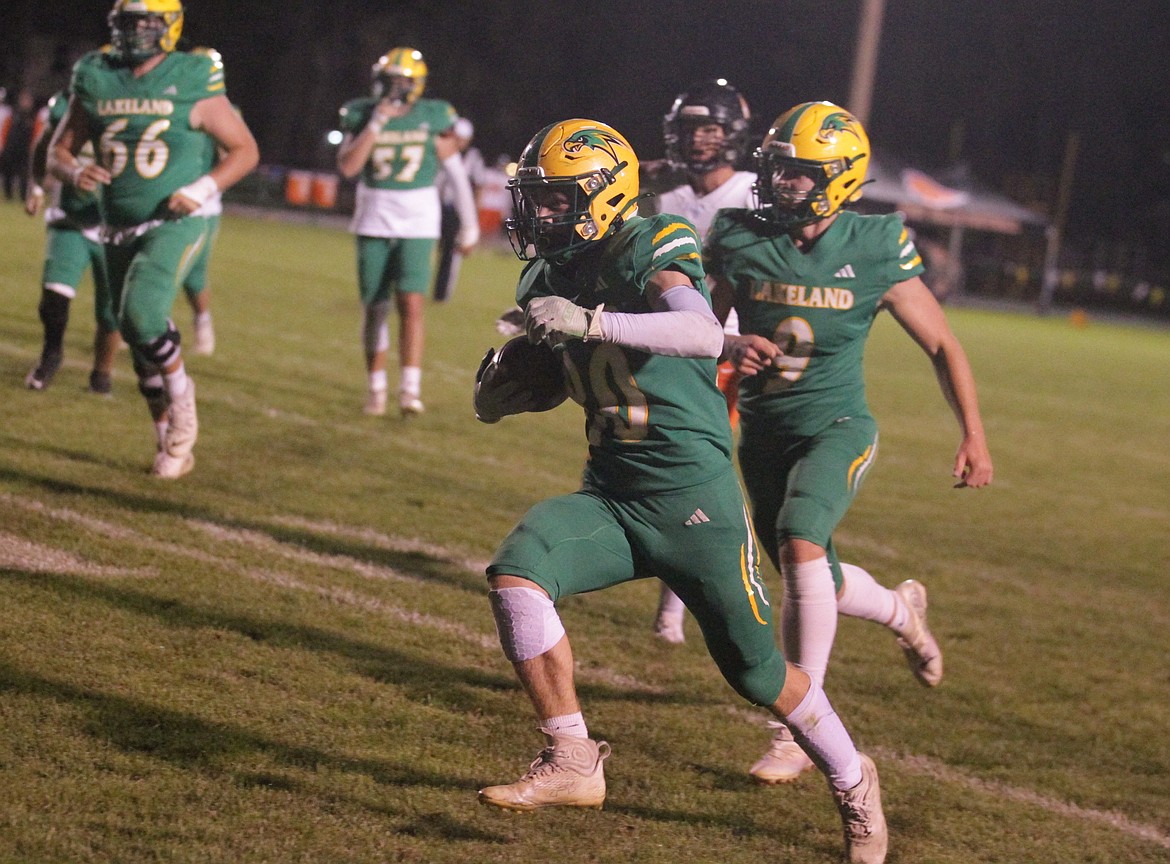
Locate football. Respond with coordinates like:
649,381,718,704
493,335,568,413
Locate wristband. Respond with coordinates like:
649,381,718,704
174,174,219,208
69,163,86,186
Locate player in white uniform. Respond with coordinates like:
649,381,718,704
646,79,756,645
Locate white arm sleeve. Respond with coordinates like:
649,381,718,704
441,152,480,248
596,284,723,358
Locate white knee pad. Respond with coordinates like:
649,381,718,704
489,586,566,662
362,302,391,355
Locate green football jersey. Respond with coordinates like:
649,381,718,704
517,213,733,495
71,47,227,225
337,97,456,190
45,90,102,228
705,209,926,437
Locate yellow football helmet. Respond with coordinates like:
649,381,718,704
371,47,427,105
506,118,640,261
108,0,184,65
753,101,870,228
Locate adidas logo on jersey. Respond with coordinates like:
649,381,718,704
163,85,178,96
834,265,856,278
683,508,710,526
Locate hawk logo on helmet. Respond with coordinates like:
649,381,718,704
563,129,625,165
815,112,863,146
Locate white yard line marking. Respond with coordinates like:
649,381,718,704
0,532,156,579
244,568,500,650
871,746,1170,852
0,492,663,695
725,706,1170,851
7,492,1164,849
187,519,425,585
265,514,492,574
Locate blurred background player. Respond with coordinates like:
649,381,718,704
645,79,756,645
179,67,238,358
432,115,484,302
49,0,259,478
1,87,37,201
705,101,993,784
336,47,479,416
23,88,121,394
474,117,887,864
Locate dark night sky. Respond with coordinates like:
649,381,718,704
5,0,1170,261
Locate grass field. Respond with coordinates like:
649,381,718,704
1,198,1167,864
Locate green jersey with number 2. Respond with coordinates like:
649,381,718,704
705,209,926,437
518,213,732,496
71,47,227,225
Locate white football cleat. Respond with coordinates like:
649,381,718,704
399,391,425,416
152,378,197,478
151,450,195,479
832,753,888,864
479,735,609,812
164,378,198,458
894,579,943,687
750,722,815,784
364,388,388,416
193,312,215,356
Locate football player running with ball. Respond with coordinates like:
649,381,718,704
473,118,889,864
48,0,258,478
336,47,479,417
705,102,993,786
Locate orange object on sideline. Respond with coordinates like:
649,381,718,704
311,172,339,208
716,361,741,430
285,170,312,206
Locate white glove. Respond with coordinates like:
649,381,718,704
524,296,604,348
473,348,527,423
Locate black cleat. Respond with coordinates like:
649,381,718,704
88,370,113,395
25,352,63,391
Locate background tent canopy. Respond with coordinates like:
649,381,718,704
863,154,1048,234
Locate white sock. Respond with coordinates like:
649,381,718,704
837,562,908,633
784,678,862,791
781,556,838,687
539,712,589,739
154,420,169,449
368,369,388,393
163,365,189,401
657,583,685,618
400,365,421,396
194,310,212,326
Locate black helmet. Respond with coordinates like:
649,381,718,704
663,79,752,173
